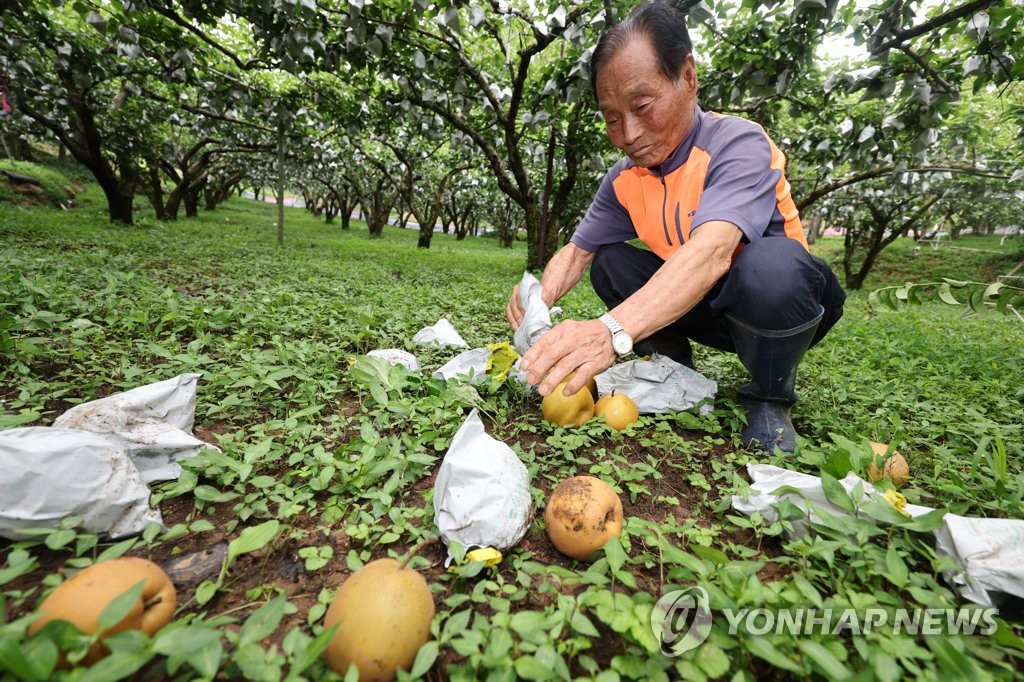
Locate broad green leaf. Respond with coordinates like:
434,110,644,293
238,593,288,648
938,282,961,305
791,573,823,607
409,640,439,677
744,637,802,673
227,520,281,567
819,471,855,514
884,546,909,587
797,639,851,680
285,623,338,680
603,535,627,572
97,580,145,631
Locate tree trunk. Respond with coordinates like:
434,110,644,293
100,181,135,224
276,125,285,246
418,226,433,248
147,162,166,220
184,186,200,218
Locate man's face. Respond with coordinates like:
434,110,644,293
596,36,698,168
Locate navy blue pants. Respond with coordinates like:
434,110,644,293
589,238,846,358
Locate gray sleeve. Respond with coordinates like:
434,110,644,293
690,121,781,242
570,162,637,253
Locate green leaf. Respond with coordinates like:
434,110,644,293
514,654,552,680
195,580,218,606
570,610,600,637
797,639,851,680
604,535,627,572
0,635,53,682
285,623,338,681
226,520,281,573
791,573,823,607
153,625,223,659
695,642,731,678
97,580,145,631
744,636,802,673
409,641,439,677
239,593,288,647
819,471,855,514
510,611,548,640
938,282,961,306
689,544,729,565
884,545,909,587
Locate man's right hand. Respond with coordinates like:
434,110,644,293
505,284,525,330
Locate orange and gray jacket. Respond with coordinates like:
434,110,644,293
571,107,807,260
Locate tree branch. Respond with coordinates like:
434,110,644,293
870,0,993,54
797,164,1008,211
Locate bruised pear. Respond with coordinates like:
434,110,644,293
323,558,435,681
867,441,910,488
544,476,623,561
29,557,176,665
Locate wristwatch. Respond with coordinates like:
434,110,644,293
599,313,633,357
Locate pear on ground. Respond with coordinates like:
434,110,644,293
866,441,910,488
594,392,640,430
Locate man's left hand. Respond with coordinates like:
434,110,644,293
520,319,617,397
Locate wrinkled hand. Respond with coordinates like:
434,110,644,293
505,284,524,330
520,319,616,397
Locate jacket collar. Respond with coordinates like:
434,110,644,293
646,105,703,177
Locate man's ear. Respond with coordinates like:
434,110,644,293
680,54,698,94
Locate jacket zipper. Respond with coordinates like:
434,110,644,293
659,173,672,246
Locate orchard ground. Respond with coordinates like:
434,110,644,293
1,180,1023,681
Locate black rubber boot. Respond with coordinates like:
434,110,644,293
726,306,823,453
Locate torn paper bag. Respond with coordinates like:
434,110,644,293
0,427,163,540
513,271,552,355
935,515,1024,607
53,373,216,483
367,348,420,371
413,318,468,348
434,409,533,561
595,353,717,414
730,463,934,538
432,342,521,384
433,347,492,384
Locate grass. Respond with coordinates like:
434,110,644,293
1,179,1023,681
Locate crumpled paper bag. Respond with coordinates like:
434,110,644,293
433,409,533,561
935,515,1024,607
513,271,552,355
0,428,163,540
413,318,469,348
594,353,717,414
433,347,492,384
367,348,420,371
432,342,521,384
731,463,1024,606
730,464,933,538
53,373,216,483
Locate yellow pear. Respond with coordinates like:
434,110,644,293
594,392,640,430
323,558,435,681
541,376,595,427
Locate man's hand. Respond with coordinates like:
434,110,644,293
520,319,617,397
505,284,525,330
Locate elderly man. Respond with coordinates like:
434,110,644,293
506,0,846,452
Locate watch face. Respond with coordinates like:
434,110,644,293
612,333,632,355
